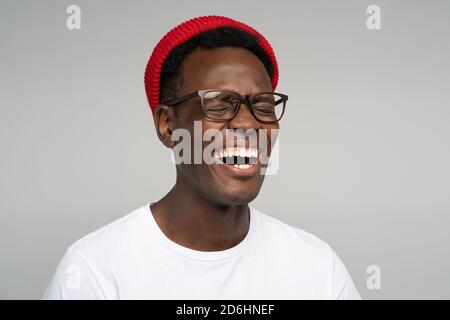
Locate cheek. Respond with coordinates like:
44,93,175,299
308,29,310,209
258,126,279,159
267,122,280,136
269,128,279,145
201,120,227,149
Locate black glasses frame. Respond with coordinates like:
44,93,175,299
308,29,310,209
161,89,288,123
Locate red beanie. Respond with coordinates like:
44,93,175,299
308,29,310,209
144,15,279,113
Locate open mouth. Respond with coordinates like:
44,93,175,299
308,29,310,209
213,147,259,169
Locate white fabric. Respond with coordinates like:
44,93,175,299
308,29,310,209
43,202,361,299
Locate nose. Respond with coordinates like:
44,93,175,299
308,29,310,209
227,99,261,130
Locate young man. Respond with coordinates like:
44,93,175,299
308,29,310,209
43,16,361,299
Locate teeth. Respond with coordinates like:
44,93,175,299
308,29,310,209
234,164,251,169
215,148,259,164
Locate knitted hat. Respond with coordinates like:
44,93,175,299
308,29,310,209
144,15,279,113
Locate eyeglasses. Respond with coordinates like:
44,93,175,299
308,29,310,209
162,89,288,123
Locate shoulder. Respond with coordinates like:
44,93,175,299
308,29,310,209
68,204,150,260
62,203,151,281
43,204,151,299
251,207,361,299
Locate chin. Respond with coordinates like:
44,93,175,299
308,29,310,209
213,185,261,206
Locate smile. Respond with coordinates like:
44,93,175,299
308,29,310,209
213,147,259,169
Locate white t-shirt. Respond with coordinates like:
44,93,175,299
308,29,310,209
43,202,361,299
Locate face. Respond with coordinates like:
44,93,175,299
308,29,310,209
156,47,279,206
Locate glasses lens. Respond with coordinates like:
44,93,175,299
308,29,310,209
202,90,239,120
251,93,285,122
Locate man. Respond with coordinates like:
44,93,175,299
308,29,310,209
43,15,361,299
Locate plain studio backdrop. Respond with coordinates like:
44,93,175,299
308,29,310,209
1,0,449,299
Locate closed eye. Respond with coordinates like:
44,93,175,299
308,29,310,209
254,108,275,114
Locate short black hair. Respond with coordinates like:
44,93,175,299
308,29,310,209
159,27,275,104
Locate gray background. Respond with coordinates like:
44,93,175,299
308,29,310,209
1,0,449,299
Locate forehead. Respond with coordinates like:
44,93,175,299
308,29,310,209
180,47,273,94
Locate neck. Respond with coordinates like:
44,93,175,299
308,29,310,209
150,174,250,252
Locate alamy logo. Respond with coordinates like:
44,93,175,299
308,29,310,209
66,5,81,30
168,121,280,175
366,5,382,30
366,265,382,290
66,265,81,290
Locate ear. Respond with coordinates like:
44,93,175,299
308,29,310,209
153,105,177,148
